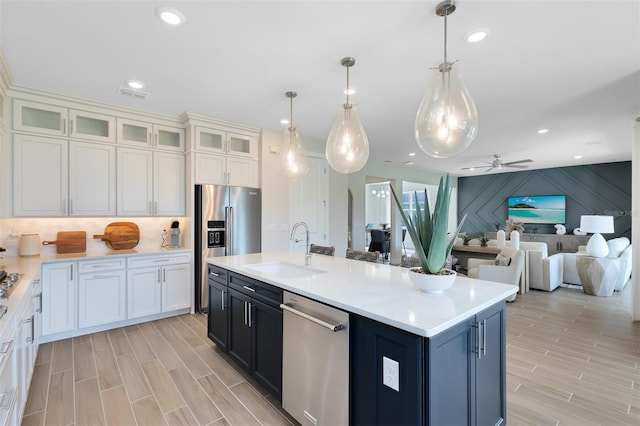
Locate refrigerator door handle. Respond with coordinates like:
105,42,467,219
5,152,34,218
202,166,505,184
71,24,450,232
225,206,230,254
228,206,234,255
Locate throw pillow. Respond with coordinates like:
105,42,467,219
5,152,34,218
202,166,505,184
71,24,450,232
495,253,512,266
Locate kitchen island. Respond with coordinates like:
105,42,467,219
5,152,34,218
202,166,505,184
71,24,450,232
208,251,517,425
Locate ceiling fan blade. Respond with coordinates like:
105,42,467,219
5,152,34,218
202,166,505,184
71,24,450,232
503,159,533,166
505,164,529,169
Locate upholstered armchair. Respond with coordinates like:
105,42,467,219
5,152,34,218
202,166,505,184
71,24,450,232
467,247,525,302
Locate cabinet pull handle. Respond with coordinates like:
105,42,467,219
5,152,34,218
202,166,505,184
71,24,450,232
248,302,252,328
0,389,16,411
210,271,220,277
70,119,74,135
158,269,161,283
69,199,73,215
483,319,487,357
476,322,482,359
155,133,158,146
62,199,67,215
155,201,158,215
243,301,248,325
149,132,152,144
242,285,255,293
149,201,153,215
221,290,226,311
70,264,73,281
24,315,34,343
163,269,166,282
62,118,66,134
90,274,117,279
36,293,43,313
92,264,115,268
153,258,170,263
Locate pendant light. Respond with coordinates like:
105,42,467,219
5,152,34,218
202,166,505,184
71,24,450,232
280,91,309,180
415,0,478,158
326,57,370,174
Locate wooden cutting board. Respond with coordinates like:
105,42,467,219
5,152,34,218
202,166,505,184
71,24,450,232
42,231,87,254
93,222,140,250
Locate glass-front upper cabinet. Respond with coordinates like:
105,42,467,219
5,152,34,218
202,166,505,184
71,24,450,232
227,132,257,159
194,125,257,159
13,99,115,142
194,126,225,154
117,118,184,151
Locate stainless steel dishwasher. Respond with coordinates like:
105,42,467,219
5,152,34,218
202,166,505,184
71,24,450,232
280,291,349,426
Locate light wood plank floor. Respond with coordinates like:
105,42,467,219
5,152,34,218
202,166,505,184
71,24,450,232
23,285,639,425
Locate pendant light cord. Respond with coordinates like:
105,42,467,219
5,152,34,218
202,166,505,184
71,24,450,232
345,64,351,107
443,5,448,65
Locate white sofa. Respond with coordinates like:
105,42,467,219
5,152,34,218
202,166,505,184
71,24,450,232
544,237,632,293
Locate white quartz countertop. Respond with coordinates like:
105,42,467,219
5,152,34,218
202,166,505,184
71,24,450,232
208,251,518,337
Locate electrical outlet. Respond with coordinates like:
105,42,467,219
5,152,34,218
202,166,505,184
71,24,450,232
382,356,399,392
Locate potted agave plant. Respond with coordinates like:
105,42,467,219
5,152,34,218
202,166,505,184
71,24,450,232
390,175,466,293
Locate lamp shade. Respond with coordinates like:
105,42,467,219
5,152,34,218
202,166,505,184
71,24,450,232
580,215,614,234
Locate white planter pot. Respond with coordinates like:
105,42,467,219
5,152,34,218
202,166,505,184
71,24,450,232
408,268,456,293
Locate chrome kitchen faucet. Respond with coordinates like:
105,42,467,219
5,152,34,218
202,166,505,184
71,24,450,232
290,222,312,267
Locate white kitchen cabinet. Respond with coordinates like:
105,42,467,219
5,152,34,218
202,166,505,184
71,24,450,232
154,151,185,216
41,261,76,337
194,125,258,159
13,134,68,216
117,117,184,151
127,253,191,318
0,311,18,426
78,258,126,328
117,147,185,216
68,141,116,216
194,152,258,188
13,99,115,143
14,135,116,216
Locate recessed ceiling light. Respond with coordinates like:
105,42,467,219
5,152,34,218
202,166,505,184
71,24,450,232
156,7,185,25
574,154,583,159
127,80,145,90
408,152,416,157
466,28,490,43
537,128,549,134
280,119,289,125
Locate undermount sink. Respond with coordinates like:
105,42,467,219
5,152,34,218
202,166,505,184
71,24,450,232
244,261,326,279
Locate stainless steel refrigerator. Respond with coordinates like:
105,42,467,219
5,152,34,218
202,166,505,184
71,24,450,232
195,184,261,313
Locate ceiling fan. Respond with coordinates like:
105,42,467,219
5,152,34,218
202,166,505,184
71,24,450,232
461,154,533,172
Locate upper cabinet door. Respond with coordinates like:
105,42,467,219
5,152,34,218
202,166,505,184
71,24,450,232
227,132,257,159
117,147,153,216
195,126,226,154
69,109,115,143
69,141,116,216
13,99,67,136
14,134,68,216
154,124,184,152
117,118,152,148
154,151,185,216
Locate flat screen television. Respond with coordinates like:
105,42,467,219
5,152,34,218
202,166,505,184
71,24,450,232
507,195,566,224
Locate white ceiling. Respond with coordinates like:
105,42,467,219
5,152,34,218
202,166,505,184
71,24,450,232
1,0,639,177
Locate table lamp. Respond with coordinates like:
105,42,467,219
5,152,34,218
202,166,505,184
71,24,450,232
580,215,614,257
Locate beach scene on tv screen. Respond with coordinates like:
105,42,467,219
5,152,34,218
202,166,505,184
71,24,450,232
508,195,566,224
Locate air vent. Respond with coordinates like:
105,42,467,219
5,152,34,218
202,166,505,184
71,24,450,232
118,87,150,99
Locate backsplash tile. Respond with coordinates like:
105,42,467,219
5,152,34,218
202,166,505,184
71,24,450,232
0,217,189,257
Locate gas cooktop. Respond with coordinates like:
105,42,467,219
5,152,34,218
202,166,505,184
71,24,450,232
0,270,21,299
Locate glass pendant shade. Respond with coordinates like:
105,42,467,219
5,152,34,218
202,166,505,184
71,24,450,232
326,103,370,174
415,62,478,158
280,125,308,179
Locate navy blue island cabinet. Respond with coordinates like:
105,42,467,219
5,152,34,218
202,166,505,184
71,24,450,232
351,301,506,426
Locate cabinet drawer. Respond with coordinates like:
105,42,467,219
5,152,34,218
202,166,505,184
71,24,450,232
208,264,228,286
229,272,282,307
127,253,191,269
78,257,126,273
